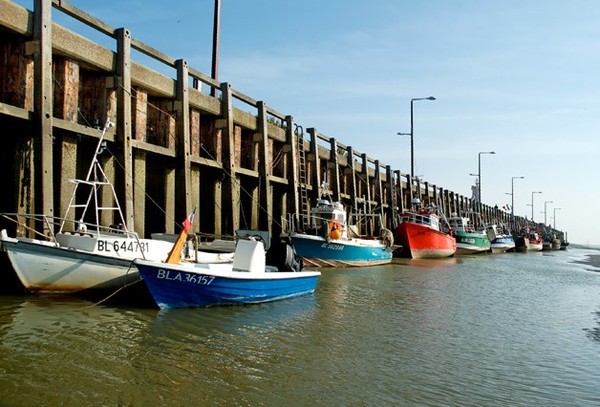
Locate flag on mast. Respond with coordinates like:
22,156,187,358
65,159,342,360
165,207,197,264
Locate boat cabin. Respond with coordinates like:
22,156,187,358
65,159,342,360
447,215,474,233
401,211,442,232
310,199,348,239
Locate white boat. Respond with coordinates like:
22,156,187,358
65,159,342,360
485,223,516,253
0,121,228,294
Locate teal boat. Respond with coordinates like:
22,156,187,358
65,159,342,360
447,213,491,255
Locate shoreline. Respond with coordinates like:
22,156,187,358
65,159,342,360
576,254,600,271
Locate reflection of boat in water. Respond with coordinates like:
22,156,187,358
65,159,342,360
151,294,318,337
0,297,150,351
393,257,459,268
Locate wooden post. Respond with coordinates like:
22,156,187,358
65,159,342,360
360,153,372,232
54,58,78,226
33,0,54,230
220,82,239,235
386,165,395,228
374,160,383,220
257,101,272,233
285,115,301,227
175,59,193,225
116,27,134,231
307,128,321,202
329,138,341,202
345,146,358,215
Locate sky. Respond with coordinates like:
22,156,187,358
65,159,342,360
13,0,600,245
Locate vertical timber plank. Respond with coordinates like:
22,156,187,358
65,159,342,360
175,59,193,226
307,128,321,203
286,115,300,228
329,138,341,202
220,82,238,235
256,101,272,233
116,27,134,231
34,0,54,229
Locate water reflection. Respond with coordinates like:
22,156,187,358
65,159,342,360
584,308,600,342
392,256,459,268
1,250,599,405
151,294,319,338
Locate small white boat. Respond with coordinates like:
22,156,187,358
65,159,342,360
485,223,516,253
0,121,227,294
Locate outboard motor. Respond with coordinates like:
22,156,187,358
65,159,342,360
283,243,304,272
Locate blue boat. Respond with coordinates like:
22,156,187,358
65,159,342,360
135,238,320,309
288,196,394,267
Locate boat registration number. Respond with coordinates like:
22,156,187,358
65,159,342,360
460,238,475,244
156,269,215,285
97,240,150,253
321,243,344,251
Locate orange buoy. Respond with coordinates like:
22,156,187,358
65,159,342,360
328,220,342,240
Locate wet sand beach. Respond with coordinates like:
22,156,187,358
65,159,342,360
576,253,600,271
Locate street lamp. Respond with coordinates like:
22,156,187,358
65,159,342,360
210,0,221,97
544,200,554,225
511,176,525,218
531,191,542,221
553,207,561,229
477,151,495,202
397,96,436,178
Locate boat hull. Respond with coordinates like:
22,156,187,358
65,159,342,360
290,234,393,267
0,232,174,294
1,238,139,293
515,237,543,252
490,235,516,253
395,222,456,259
136,260,320,309
454,232,491,255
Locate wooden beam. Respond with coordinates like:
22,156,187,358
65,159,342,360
175,59,192,220
257,101,272,233
116,27,134,231
34,0,54,226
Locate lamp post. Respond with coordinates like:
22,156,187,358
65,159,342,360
209,0,221,96
477,151,495,202
544,200,554,225
511,176,525,218
397,96,436,178
531,191,542,221
553,207,561,229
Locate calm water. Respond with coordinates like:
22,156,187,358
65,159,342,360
1,249,599,406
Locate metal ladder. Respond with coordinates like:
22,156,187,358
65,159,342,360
58,120,128,235
295,124,310,230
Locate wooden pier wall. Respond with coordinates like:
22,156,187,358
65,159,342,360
0,0,518,240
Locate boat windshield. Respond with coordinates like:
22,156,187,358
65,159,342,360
402,213,440,231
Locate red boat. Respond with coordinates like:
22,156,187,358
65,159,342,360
395,204,457,259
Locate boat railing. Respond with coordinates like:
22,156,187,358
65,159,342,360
0,212,142,243
0,213,60,244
